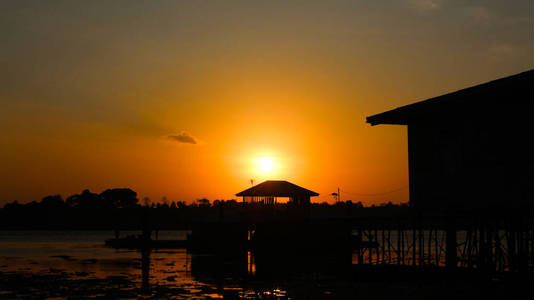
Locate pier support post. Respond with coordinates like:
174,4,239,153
445,217,457,270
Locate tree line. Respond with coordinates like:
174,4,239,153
0,188,409,230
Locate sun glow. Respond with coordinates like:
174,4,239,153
255,157,276,176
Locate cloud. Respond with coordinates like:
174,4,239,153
409,0,442,13
485,44,521,62
463,6,492,26
166,131,199,144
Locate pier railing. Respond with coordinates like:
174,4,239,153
351,215,534,272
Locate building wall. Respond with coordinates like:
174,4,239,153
408,115,534,213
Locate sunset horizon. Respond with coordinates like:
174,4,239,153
2,1,534,298
3,2,534,208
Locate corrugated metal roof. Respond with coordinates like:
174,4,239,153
236,180,319,197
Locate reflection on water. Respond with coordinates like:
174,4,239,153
1,229,481,298
0,230,525,299
0,231,302,298
0,229,426,298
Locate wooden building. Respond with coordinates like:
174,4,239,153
236,180,319,206
367,69,534,213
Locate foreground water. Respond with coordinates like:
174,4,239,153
0,230,346,298
0,231,219,297
0,230,525,299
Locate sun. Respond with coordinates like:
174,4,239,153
255,157,276,176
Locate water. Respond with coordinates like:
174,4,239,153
0,230,232,298
0,230,307,298
0,230,187,272
1,230,509,298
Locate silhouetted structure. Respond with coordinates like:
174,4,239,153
236,180,319,206
367,69,534,272
367,69,534,213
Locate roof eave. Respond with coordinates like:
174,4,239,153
366,112,409,126
366,69,534,126
235,193,320,197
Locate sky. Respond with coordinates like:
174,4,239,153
1,0,533,205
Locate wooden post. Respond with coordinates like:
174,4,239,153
487,222,495,271
506,220,516,272
368,229,373,265
418,214,423,266
518,215,527,273
434,229,439,266
494,219,502,271
141,248,151,294
465,229,473,268
427,228,432,266
388,225,392,264
531,226,534,270
397,222,401,265
445,217,457,270
400,224,405,265
375,226,379,264
357,227,363,265
381,224,385,264
412,224,416,266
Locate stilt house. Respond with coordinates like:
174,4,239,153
367,69,534,213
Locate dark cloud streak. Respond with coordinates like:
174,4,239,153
166,132,198,144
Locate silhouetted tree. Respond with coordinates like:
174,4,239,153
100,188,138,208
142,197,151,207
0,186,411,230
41,195,64,209
197,198,210,207
3,200,22,210
66,189,105,209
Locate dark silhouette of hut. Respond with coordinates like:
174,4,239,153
367,69,534,214
236,180,351,272
187,181,320,255
236,180,319,206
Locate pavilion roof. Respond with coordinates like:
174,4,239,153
236,180,319,197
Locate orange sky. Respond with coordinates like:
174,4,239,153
1,1,533,205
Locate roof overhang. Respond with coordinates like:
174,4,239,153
367,108,409,126
366,69,534,126
236,180,319,197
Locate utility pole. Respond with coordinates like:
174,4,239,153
332,188,341,202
